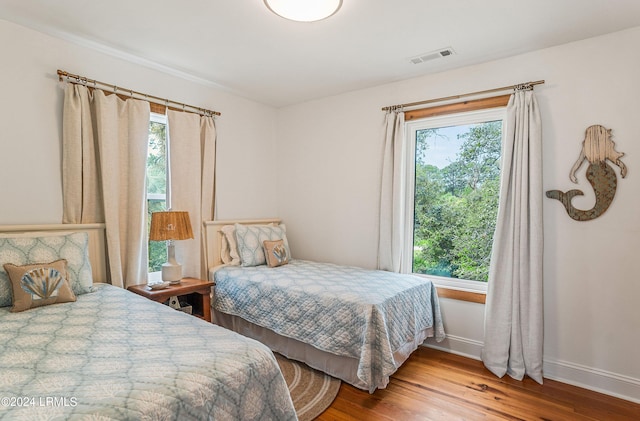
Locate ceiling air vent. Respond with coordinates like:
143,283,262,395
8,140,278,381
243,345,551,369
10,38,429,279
410,47,455,64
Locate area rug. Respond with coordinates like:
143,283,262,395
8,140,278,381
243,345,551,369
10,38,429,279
275,353,341,421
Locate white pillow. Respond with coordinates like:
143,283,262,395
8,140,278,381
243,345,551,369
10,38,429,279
220,225,240,265
234,224,290,267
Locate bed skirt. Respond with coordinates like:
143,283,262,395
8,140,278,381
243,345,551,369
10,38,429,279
212,308,434,392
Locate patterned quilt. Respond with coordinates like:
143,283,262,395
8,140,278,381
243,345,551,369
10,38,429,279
0,284,297,421
214,260,445,392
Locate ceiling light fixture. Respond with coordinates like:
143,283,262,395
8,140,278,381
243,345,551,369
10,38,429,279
264,0,343,22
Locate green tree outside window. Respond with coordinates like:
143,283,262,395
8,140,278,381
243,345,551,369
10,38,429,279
413,121,501,282
147,119,168,273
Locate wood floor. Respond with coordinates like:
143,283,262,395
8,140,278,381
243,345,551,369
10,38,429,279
317,347,639,420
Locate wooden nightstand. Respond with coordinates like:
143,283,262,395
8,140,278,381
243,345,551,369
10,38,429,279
127,278,214,322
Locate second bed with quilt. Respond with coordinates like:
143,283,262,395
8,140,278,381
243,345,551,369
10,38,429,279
207,220,446,393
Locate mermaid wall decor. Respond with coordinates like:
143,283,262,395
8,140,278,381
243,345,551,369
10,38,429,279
546,125,627,221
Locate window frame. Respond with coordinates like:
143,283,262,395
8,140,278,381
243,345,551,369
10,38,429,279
403,107,507,295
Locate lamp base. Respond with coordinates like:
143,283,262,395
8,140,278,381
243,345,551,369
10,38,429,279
162,241,182,284
161,262,182,284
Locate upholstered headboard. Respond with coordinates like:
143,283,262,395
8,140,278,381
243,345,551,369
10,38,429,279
203,219,282,270
0,223,108,283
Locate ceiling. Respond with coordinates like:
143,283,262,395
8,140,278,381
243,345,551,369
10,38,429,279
2,0,640,107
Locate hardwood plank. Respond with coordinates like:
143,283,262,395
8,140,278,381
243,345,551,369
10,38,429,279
427,350,639,420
316,347,640,421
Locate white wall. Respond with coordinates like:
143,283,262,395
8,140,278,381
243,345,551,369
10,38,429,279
276,27,640,402
0,19,278,224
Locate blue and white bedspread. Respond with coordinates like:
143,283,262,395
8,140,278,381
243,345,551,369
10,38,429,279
214,260,445,392
0,284,297,421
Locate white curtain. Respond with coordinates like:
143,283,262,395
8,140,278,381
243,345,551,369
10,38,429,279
378,110,407,272
62,84,150,288
482,89,544,384
167,110,216,280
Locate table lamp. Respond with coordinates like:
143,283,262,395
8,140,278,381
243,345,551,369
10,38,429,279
149,211,194,283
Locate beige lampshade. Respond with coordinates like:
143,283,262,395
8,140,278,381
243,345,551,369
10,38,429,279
149,211,194,241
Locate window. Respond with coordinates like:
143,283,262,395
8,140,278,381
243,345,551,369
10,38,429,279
404,108,505,292
146,113,168,275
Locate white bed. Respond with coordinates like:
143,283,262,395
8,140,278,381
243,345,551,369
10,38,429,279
205,219,445,393
0,223,297,421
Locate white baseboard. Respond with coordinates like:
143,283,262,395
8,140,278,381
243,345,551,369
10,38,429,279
423,334,483,360
543,358,640,404
423,336,640,403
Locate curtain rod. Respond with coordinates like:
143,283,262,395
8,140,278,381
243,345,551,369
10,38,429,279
57,69,221,117
381,80,545,111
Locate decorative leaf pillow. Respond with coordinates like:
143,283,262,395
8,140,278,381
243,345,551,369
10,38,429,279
263,240,290,268
3,259,77,312
0,232,94,307
234,224,290,267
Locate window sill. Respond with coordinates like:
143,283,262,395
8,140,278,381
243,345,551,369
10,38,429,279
147,271,163,283
413,273,487,304
435,287,486,304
